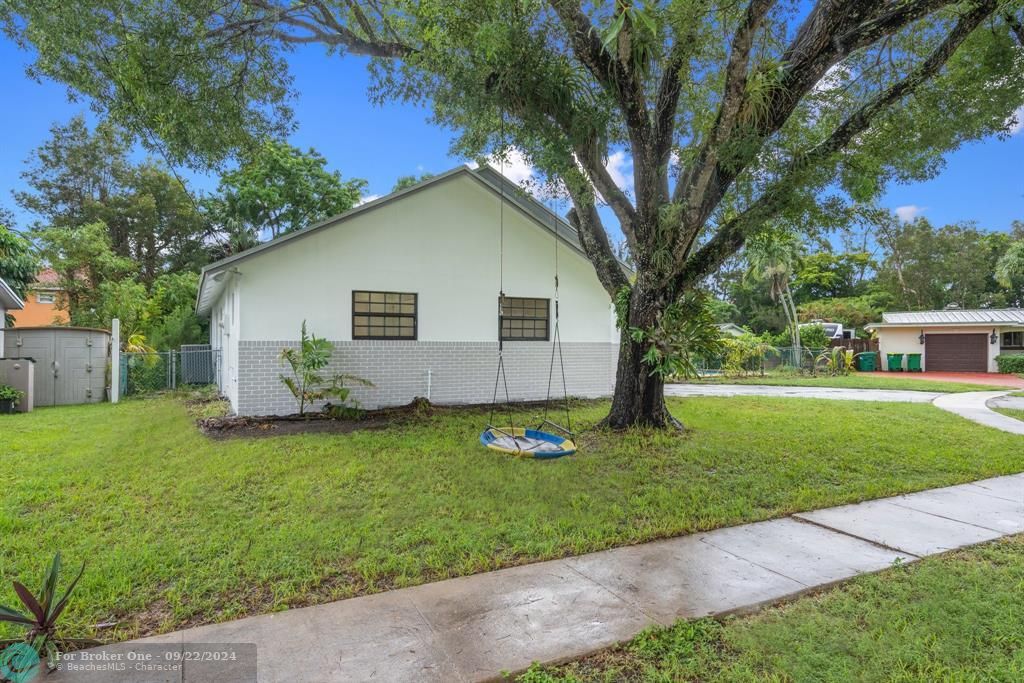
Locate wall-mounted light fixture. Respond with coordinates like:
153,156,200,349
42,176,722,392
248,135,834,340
990,329,999,345
918,330,926,344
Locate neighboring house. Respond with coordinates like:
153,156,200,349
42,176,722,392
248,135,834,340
10,269,69,327
0,277,26,350
866,309,1024,372
196,165,623,416
717,323,747,338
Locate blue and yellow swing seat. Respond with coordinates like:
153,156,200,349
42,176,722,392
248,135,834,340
480,425,577,459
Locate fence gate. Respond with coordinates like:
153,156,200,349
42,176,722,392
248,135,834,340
120,347,221,397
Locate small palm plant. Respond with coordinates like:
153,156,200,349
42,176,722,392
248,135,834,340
0,553,87,671
815,346,854,376
280,321,372,416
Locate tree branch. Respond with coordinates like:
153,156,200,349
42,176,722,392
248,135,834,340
1005,12,1024,45
572,142,638,248
650,39,689,172
674,0,995,292
547,0,649,137
564,182,629,296
231,0,415,58
675,0,775,217
674,0,956,235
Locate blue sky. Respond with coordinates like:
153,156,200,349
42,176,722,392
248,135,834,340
1,37,1021,237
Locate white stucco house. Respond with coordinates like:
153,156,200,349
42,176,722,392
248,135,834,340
0,277,26,350
866,308,1024,372
196,165,623,416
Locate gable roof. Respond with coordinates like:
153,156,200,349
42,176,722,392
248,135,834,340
867,308,1024,329
196,164,625,316
0,277,25,310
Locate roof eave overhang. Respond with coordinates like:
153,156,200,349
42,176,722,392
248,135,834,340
0,278,25,310
866,321,1024,330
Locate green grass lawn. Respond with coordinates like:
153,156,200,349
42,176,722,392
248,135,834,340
519,535,1024,682
686,372,1001,393
2,395,1021,644
992,406,1024,422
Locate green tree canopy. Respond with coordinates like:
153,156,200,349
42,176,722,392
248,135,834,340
0,223,38,301
6,0,1024,427
392,172,435,193
875,215,1012,310
213,140,367,239
16,115,210,285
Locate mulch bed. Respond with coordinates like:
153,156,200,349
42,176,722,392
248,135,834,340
196,397,602,440
197,398,433,439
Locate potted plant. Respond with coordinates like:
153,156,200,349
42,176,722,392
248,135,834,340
0,384,23,414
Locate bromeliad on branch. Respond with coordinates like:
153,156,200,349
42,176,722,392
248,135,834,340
7,0,1024,428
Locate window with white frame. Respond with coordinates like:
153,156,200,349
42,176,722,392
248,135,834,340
1002,331,1024,348
36,292,55,304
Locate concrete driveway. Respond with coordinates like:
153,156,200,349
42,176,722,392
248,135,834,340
665,383,943,403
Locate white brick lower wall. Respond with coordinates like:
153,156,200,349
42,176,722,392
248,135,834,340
236,340,619,416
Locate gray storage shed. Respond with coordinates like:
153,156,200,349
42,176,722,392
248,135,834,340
3,327,110,406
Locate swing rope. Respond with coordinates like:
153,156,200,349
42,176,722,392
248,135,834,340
539,196,573,437
488,110,516,442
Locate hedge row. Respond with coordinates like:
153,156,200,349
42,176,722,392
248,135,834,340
995,354,1024,374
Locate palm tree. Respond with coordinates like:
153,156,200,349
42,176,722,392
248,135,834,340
996,240,1024,290
746,230,803,351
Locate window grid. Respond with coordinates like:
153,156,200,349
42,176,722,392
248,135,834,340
1002,331,1023,348
352,291,417,340
500,296,549,342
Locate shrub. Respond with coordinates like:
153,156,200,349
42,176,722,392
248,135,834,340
280,321,372,415
995,354,1024,375
0,384,23,405
721,333,777,378
799,323,830,350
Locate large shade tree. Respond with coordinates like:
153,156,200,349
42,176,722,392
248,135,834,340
6,0,1023,428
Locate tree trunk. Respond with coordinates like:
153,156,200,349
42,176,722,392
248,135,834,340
600,282,682,430
602,331,680,430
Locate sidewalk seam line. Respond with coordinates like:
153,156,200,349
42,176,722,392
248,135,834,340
885,500,1019,535
560,561,665,627
695,537,812,589
790,515,922,559
965,482,1024,503
406,596,469,683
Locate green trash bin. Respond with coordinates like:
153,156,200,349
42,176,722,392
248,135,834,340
887,353,904,372
857,352,878,372
906,353,922,372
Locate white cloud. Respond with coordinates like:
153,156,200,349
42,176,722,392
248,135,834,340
1007,105,1024,135
605,150,633,192
894,204,925,222
487,147,535,185
812,63,850,94
356,194,382,206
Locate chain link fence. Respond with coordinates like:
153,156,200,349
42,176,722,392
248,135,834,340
120,346,221,397
698,346,828,377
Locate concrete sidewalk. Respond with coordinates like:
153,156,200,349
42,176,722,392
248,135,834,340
52,473,1024,683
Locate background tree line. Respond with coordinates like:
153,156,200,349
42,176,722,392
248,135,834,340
712,211,1024,344
0,115,366,349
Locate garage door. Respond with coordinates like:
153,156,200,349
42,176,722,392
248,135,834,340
925,333,988,372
